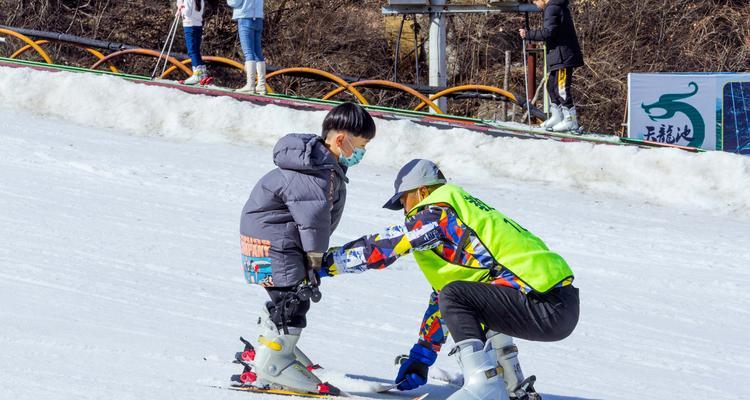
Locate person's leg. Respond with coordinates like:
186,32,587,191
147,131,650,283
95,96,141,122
558,67,574,109
542,69,563,129
181,26,205,85
253,284,322,392
252,18,265,62
253,18,267,94
440,282,578,399
266,286,311,329
552,67,580,132
439,281,579,343
238,18,258,61
192,25,204,67
236,18,257,92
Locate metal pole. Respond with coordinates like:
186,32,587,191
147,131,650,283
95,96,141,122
522,12,532,129
429,0,448,113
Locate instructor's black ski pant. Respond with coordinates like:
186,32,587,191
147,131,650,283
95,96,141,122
439,281,579,343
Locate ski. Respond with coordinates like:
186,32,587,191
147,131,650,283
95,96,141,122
225,385,335,398
216,384,428,399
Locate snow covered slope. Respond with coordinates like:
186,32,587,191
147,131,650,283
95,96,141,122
1,68,749,400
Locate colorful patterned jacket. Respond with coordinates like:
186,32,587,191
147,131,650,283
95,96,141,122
322,205,572,351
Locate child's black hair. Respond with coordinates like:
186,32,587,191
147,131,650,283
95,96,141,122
321,102,376,140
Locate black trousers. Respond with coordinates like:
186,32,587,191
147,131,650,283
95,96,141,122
439,281,579,343
547,67,575,108
266,286,311,329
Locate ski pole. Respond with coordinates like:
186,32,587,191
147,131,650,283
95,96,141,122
151,12,180,80
160,16,180,79
522,12,532,131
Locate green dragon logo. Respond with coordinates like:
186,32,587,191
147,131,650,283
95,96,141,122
641,82,705,147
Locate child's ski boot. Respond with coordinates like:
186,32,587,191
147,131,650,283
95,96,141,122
180,65,209,86
551,106,579,132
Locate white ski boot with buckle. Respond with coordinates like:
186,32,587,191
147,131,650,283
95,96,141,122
253,318,326,394
540,104,563,130
447,339,508,400
257,304,321,371
487,331,541,400
237,61,256,94
552,106,579,133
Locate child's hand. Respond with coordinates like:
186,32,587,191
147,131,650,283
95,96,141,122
519,28,527,39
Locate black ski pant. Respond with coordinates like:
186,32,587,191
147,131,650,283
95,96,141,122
547,67,575,108
439,281,579,343
266,286,311,329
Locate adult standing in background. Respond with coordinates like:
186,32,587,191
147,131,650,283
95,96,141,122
227,0,266,94
520,0,584,133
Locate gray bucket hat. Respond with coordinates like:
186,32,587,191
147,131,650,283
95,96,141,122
383,159,448,210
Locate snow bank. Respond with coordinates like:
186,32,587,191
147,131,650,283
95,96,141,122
2,66,749,214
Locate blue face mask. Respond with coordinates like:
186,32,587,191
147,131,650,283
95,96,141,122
339,147,366,167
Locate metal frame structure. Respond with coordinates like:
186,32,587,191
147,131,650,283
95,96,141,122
383,1,541,113
382,1,540,15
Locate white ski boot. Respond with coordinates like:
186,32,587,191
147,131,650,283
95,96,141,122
540,104,563,130
552,106,579,132
256,304,321,371
487,331,541,400
253,320,326,394
237,61,256,94
182,65,208,86
447,339,508,400
256,61,267,95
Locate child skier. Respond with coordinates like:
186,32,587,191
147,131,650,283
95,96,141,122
520,0,584,132
226,0,266,94
237,102,376,395
321,159,580,400
176,0,212,85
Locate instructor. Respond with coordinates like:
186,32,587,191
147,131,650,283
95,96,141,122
321,159,580,400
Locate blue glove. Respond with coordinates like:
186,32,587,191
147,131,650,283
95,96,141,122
395,343,437,391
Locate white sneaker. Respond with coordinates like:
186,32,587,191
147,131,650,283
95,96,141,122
552,106,580,132
256,61,267,95
237,61,257,94
540,104,563,130
447,339,509,400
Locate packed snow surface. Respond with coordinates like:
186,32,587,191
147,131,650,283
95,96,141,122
1,67,749,400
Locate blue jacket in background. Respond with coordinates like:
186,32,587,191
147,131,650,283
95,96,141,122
240,134,348,287
226,0,264,19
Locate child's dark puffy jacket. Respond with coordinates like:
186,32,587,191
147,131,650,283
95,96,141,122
526,0,584,71
240,133,347,287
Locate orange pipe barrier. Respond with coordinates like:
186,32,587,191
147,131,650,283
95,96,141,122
0,28,53,64
414,85,519,112
10,39,120,73
322,80,443,114
89,49,193,77
265,67,369,105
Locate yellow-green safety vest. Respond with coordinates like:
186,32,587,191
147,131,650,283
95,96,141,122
407,184,574,293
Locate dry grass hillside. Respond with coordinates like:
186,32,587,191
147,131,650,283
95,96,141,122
2,0,749,133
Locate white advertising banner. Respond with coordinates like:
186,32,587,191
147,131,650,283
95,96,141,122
628,73,750,154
